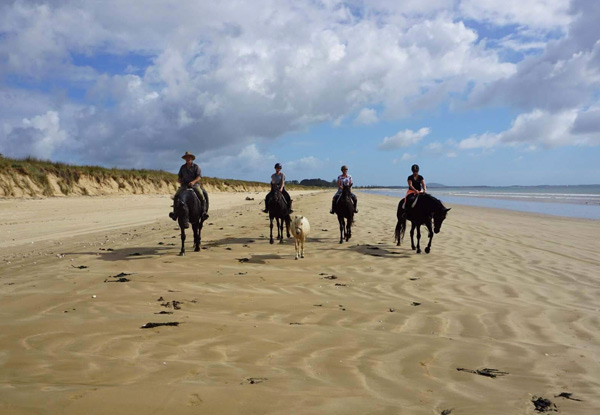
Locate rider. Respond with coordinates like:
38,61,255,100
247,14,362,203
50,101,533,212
407,164,426,196
330,165,358,214
169,151,209,221
263,163,293,213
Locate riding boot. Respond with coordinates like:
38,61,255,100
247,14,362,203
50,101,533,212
353,198,358,213
169,198,178,221
330,199,335,214
288,200,293,213
263,199,269,213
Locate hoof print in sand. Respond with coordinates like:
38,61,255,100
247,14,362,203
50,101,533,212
237,258,249,263
411,302,421,306
72,265,88,269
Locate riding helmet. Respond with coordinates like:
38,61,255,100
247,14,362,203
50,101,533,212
411,164,419,173
274,163,282,169
341,165,348,171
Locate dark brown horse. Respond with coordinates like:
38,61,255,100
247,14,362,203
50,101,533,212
174,188,209,256
267,183,291,244
394,193,450,254
333,184,354,243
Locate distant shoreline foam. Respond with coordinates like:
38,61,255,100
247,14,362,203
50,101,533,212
363,187,600,220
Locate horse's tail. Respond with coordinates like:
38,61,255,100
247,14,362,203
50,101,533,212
394,200,406,244
394,217,406,245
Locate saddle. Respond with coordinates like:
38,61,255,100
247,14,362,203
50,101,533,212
401,194,419,210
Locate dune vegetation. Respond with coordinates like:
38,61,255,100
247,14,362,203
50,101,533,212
0,155,298,197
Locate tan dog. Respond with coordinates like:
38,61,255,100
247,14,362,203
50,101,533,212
291,215,310,259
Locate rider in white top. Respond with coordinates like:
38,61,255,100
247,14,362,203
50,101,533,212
330,165,358,214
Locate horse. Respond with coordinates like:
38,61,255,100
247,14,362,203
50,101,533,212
174,188,209,256
394,193,450,254
333,184,354,244
267,183,291,244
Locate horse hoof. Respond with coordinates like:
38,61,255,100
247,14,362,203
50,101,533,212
194,247,200,252
301,254,304,258
179,252,185,256
295,256,298,260
416,249,421,254
339,240,343,244
411,247,416,250
424,247,430,254
270,240,274,245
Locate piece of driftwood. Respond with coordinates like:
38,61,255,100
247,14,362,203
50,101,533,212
456,367,509,378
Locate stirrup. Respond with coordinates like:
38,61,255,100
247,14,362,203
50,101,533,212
202,212,209,220
169,212,177,221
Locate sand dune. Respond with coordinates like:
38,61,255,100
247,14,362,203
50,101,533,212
0,191,599,414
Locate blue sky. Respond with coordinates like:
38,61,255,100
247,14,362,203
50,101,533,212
1,0,599,186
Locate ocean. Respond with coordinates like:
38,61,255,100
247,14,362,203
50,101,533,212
361,185,600,220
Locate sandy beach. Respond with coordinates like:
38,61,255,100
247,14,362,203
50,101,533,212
0,191,599,414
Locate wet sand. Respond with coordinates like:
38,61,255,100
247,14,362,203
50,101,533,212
1,191,599,414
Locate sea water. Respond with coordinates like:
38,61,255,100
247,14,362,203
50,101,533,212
362,185,600,220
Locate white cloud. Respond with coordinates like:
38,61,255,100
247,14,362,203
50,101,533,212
2,111,69,159
378,128,430,150
354,108,378,124
460,0,572,29
458,108,600,150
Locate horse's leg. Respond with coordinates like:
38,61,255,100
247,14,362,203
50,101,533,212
193,223,200,252
416,225,422,254
338,216,344,244
424,221,434,254
346,219,352,242
198,217,203,247
294,237,299,260
179,228,186,256
410,222,416,250
269,216,274,244
278,218,284,244
300,238,305,258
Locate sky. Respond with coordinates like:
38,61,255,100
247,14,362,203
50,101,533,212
1,0,599,186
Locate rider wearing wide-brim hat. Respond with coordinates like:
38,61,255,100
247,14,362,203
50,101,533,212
330,165,358,214
169,151,209,221
263,162,293,213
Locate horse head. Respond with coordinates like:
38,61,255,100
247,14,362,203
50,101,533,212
176,191,192,228
433,204,451,234
341,183,352,197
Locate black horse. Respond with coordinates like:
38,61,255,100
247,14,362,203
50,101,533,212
394,193,450,254
267,183,291,244
174,188,209,256
333,184,354,244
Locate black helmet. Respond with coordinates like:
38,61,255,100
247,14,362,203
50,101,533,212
341,165,348,171
274,163,282,169
411,164,419,173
